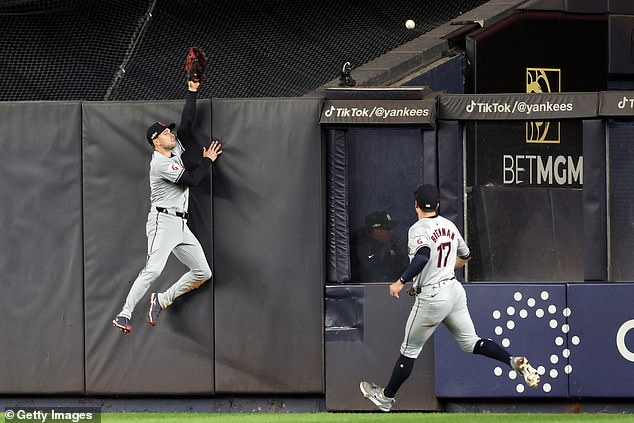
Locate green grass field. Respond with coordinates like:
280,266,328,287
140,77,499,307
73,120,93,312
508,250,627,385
98,412,634,423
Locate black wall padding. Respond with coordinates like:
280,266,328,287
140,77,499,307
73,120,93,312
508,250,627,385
607,122,634,281
437,120,462,230
582,120,607,281
82,100,215,394
0,102,84,393
325,284,439,411
470,186,583,282
212,98,324,393
325,285,363,342
327,129,351,283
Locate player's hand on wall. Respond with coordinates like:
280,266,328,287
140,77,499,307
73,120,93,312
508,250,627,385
203,140,222,162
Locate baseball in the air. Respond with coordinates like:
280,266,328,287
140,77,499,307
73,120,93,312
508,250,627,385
405,19,415,30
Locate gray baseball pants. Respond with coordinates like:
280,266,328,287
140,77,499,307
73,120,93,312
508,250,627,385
119,210,212,319
400,279,480,358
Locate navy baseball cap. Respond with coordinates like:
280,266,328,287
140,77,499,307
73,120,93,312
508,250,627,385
414,184,439,210
365,211,396,230
146,121,175,145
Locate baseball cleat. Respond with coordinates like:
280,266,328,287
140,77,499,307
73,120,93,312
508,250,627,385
112,315,132,333
359,381,395,412
148,293,163,326
512,356,540,388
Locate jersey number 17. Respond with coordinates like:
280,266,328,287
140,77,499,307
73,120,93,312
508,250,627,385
437,242,451,268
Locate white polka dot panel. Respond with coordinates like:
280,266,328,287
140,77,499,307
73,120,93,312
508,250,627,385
485,288,581,395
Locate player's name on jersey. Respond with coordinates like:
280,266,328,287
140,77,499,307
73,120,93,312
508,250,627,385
430,227,456,243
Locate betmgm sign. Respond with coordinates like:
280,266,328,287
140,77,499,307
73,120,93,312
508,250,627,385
439,86,596,189
504,68,583,187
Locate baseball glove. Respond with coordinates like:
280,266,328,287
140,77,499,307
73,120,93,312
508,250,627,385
185,47,208,83
407,286,417,297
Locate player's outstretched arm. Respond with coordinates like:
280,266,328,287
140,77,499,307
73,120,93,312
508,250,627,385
177,81,199,143
175,140,221,187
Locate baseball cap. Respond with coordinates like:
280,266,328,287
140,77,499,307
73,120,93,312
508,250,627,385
146,121,175,145
414,184,439,210
365,211,396,230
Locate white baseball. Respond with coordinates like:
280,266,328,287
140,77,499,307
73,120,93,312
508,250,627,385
405,19,415,30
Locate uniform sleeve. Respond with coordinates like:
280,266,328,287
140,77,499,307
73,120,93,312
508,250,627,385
408,226,431,256
456,232,471,260
155,161,185,183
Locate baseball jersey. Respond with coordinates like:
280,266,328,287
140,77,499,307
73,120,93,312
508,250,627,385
407,215,470,290
149,139,189,212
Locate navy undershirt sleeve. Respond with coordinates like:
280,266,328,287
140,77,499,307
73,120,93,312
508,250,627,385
176,157,212,187
399,246,430,283
177,90,198,149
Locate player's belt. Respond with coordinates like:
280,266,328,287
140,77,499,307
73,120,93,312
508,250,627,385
417,277,456,294
156,207,189,219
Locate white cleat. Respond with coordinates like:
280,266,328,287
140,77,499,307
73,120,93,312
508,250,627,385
359,381,395,412
512,356,540,389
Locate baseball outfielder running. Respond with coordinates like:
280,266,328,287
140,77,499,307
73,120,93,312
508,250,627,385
360,184,539,412
112,79,222,333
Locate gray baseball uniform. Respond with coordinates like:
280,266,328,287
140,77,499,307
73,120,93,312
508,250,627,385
118,91,212,320
400,214,479,358
359,185,539,409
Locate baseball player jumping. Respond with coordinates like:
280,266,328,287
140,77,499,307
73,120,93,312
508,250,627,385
112,79,222,333
360,184,539,412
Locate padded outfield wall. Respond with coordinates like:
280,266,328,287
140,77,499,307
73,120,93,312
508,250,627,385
1,92,634,408
0,97,324,396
